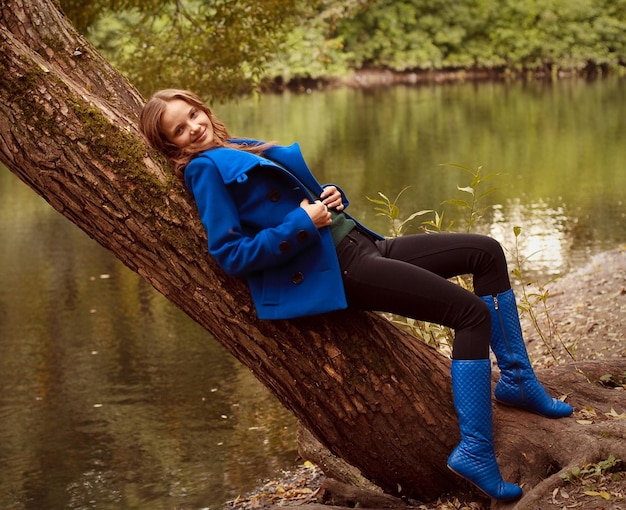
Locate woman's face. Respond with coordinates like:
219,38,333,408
160,98,214,151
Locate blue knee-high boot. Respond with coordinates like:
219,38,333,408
447,359,523,501
481,289,573,418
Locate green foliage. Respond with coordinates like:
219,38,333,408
262,1,370,83
339,0,626,73
63,0,307,101
335,0,444,70
435,163,498,233
61,0,371,100
599,372,626,389
560,455,623,484
62,0,626,101
59,0,161,34
366,187,431,237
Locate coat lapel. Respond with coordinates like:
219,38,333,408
202,141,323,195
263,143,323,194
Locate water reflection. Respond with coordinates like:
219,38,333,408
0,169,298,509
1,78,625,509
489,200,570,279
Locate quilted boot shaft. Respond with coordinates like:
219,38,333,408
481,289,573,418
447,359,523,501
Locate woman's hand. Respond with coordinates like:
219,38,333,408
300,198,332,229
320,186,344,211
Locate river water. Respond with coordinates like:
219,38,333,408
0,78,625,509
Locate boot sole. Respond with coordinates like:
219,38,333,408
446,463,523,502
494,397,573,418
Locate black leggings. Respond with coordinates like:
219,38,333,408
336,228,511,360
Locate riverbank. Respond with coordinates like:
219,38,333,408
522,244,626,364
261,65,623,94
223,245,626,509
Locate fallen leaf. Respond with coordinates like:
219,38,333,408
604,408,626,419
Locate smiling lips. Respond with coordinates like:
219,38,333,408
194,128,207,144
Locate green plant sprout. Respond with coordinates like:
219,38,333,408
599,372,626,388
442,163,499,232
366,186,432,238
511,226,577,363
560,455,623,484
424,163,499,294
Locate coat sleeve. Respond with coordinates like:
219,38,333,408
185,158,322,277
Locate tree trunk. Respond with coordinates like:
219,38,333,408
298,359,626,510
0,0,459,500
1,1,624,507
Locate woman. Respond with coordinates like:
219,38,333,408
139,89,573,501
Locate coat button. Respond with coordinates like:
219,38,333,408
279,241,291,253
292,272,304,285
268,189,281,202
296,230,309,242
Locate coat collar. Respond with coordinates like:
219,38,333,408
195,141,322,193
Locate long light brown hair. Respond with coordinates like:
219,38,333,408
139,89,272,181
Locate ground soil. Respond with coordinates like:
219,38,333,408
223,246,626,510
521,245,626,365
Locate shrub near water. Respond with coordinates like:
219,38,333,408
370,163,571,362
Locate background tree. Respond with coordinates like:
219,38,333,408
1,0,625,508
59,0,372,99
63,0,442,89
60,0,626,97
61,0,305,100
337,0,626,74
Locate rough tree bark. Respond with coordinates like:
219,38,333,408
1,1,624,508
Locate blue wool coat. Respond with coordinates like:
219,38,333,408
184,141,381,320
